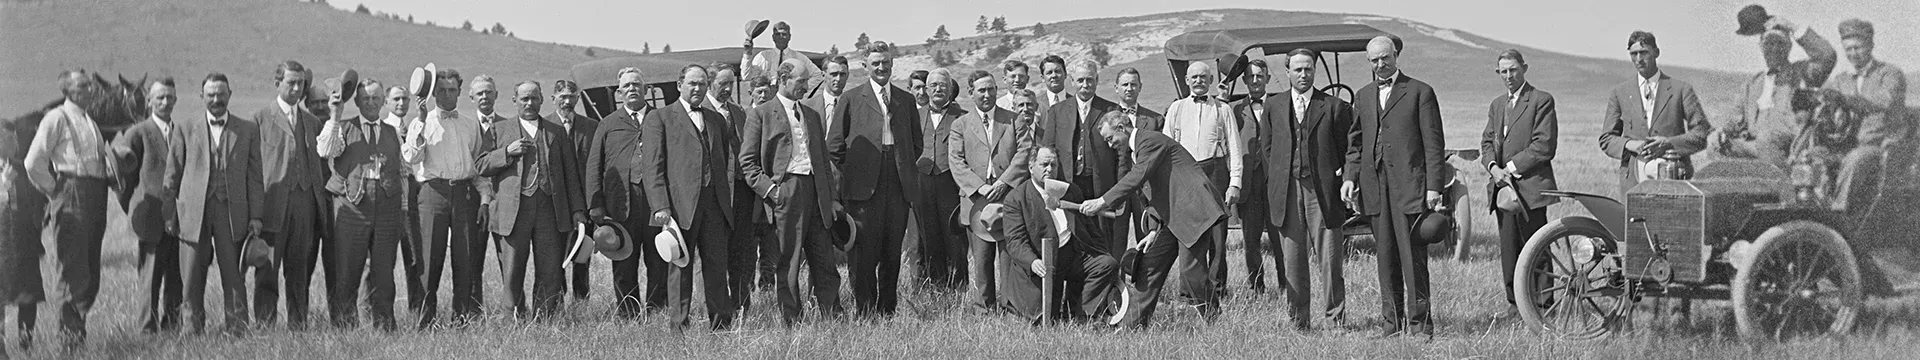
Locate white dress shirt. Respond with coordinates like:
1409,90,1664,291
873,80,894,145
781,95,813,175
1161,95,1244,188
1638,71,1661,128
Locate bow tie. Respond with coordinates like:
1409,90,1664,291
1376,77,1395,87
1123,107,1137,115
1192,95,1209,103
209,117,226,127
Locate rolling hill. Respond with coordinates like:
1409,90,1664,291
0,0,635,118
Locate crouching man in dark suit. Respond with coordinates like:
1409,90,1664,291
1079,111,1227,329
1000,146,1114,323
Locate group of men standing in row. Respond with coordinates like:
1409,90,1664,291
4,7,1905,352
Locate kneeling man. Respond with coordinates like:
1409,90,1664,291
999,146,1114,323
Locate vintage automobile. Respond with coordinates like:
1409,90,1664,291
567,47,827,119
1162,24,1479,260
1512,90,1920,340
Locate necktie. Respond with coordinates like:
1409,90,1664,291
1640,80,1653,101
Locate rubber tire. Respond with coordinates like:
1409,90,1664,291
1730,220,1862,340
1513,216,1625,341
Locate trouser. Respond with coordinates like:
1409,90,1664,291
328,197,401,330
1265,182,1315,329
260,188,321,330
43,176,105,344
1239,173,1276,293
570,257,591,300
1114,221,1219,329
139,235,183,333
849,158,909,316
1374,211,1431,330
963,194,998,313
1002,243,1116,323
917,174,966,289
770,175,845,324
667,186,735,331
496,192,565,320
1307,187,1346,322
1177,158,1229,300
610,191,666,319
1497,206,1549,305
181,197,240,334
1834,146,1884,214
415,179,484,327
728,180,760,311
402,179,427,311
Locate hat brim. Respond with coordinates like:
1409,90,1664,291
338,69,360,102
655,221,690,267
595,222,636,261
971,203,1006,242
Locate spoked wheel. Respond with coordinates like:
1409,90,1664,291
1514,217,1632,341
1731,220,1862,340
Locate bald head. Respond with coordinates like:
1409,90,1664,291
1184,61,1215,98
1366,36,1402,80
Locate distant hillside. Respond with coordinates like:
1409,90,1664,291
893,9,1764,147
0,0,635,117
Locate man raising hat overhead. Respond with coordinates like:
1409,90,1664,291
1716,5,1838,168
316,77,408,330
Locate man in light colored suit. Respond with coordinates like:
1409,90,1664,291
1827,19,1909,212
740,59,844,325
316,78,407,330
479,81,588,321
948,70,1031,313
249,61,329,330
164,73,264,335
1719,12,1837,168
1480,50,1560,319
113,78,182,333
1600,31,1712,195
642,65,739,331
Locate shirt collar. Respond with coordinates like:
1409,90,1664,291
1509,82,1529,100
1638,71,1662,86
681,98,701,115
276,96,299,116
206,111,228,125
871,81,888,99
1377,71,1403,86
779,94,801,114
477,110,495,120
1129,129,1140,152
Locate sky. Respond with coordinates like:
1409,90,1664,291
341,0,1913,71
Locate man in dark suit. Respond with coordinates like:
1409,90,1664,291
250,60,330,330
480,81,589,321
1113,68,1164,132
642,65,739,331
709,63,763,312
1343,36,1446,339
113,78,182,333
164,73,264,335
1079,112,1226,329
740,59,844,325
1267,50,1356,328
549,80,598,301
584,67,665,319
915,69,967,289
316,78,408,330
1234,59,1277,296
808,56,852,136
1480,50,1560,318
828,41,922,317
949,72,1034,313
1000,147,1115,323
1600,31,1712,194
1044,60,1123,262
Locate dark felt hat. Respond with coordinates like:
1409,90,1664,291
1735,4,1771,36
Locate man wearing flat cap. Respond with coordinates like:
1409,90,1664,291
1826,18,1910,214
1716,4,1838,168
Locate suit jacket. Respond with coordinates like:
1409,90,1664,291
584,107,650,222
1098,130,1224,247
827,81,923,203
1733,30,1837,142
479,116,586,235
641,102,736,228
739,98,838,224
1345,73,1446,216
549,110,599,170
1121,105,1165,132
805,93,845,136
949,106,1033,216
1598,73,1712,192
252,103,329,232
1262,91,1353,228
1828,60,1908,148
112,118,173,242
1000,178,1065,319
1044,96,1119,185
320,118,405,210
1480,84,1561,211
474,112,508,206
165,114,264,243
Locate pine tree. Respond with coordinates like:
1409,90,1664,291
976,16,989,34
406,14,413,23
1032,22,1046,36
461,20,473,31
662,44,672,53
991,16,1007,32
642,42,651,54
491,23,507,36
1090,43,1111,66
828,45,840,55
935,25,951,42
855,33,871,52
354,4,370,14
585,47,597,57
